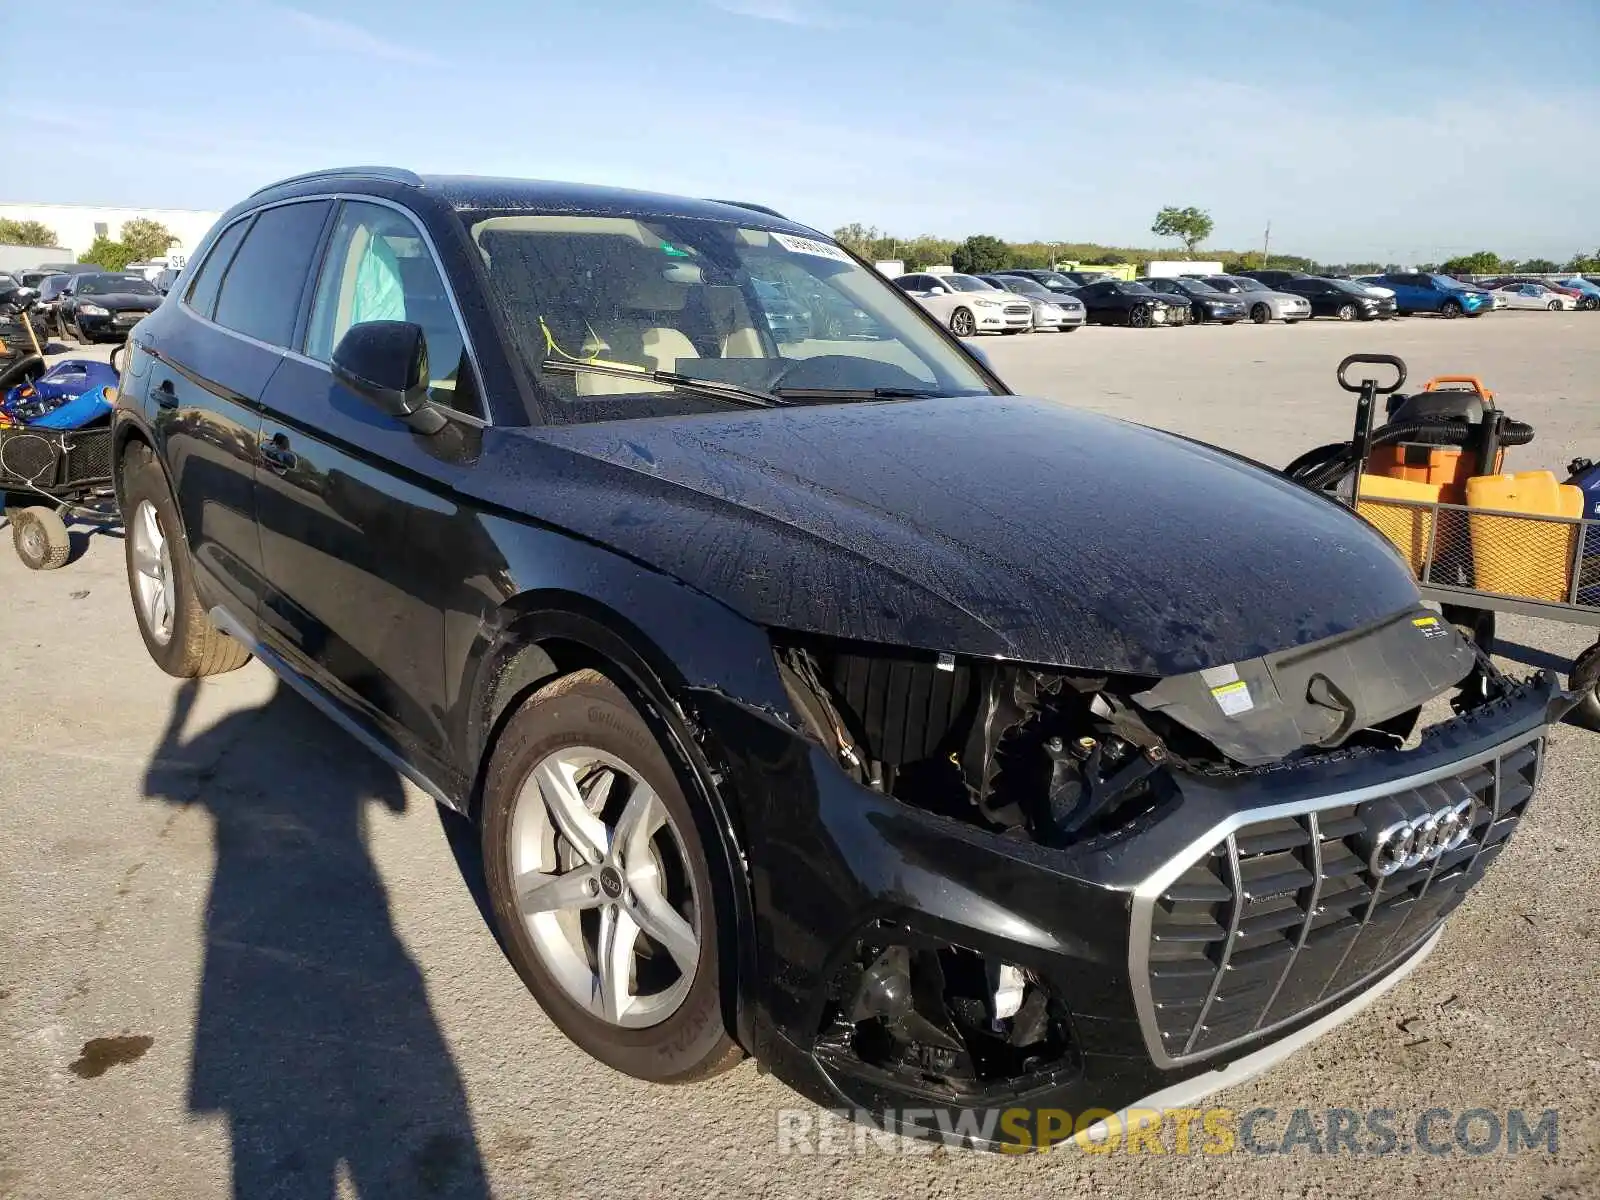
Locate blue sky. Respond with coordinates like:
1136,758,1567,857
4,0,1596,261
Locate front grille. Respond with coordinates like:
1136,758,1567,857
1002,304,1031,316
1137,736,1541,1065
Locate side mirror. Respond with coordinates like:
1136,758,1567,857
331,321,446,435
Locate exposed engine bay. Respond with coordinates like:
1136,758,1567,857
774,605,1499,848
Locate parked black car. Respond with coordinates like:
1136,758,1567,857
1137,276,1247,324
1277,276,1397,321
110,167,1561,1146
58,271,162,341
34,273,73,331
1073,279,1189,326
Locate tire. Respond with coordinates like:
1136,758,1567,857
949,307,975,337
1060,324,1080,332
1571,642,1600,732
10,505,70,570
1441,299,1462,319
1284,319,1301,325
119,442,252,676
1129,304,1151,328
1250,303,1271,324
1001,327,1025,335
1336,303,1358,321
72,318,93,345
1191,304,1206,325
480,669,742,1083
1547,300,1560,311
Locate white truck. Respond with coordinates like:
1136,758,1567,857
1145,260,1224,278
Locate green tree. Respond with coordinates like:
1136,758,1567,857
898,235,955,272
1150,206,1214,256
1565,249,1599,273
1514,257,1559,273
831,223,882,256
950,234,1009,275
78,236,137,271
1439,250,1502,274
0,218,60,247
119,218,179,261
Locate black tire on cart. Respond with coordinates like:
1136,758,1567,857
1567,641,1600,732
10,505,71,570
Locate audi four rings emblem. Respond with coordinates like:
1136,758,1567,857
1368,799,1476,876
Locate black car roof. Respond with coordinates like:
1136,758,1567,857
245,167,824,238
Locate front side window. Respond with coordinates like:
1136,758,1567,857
212,201,332,347
467,213,995,424
305,201,478,416
943,275,992,293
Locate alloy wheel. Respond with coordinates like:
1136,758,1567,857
1337,304,1357,321
1130,304,1151,328
1441,300,1461,319
950,308,975,337
129,499,177,645
1548,301,1561,311
1251,303,1270,324
508,746,701,1028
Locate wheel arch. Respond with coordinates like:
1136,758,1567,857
467,589,763,1051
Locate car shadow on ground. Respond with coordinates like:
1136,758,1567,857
143,679,490,1199
1498,639,1579,676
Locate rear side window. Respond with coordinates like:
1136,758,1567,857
212,201,332,348
184,218,250,320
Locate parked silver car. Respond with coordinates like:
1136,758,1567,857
1196,275,1312,324
979,274,1086,331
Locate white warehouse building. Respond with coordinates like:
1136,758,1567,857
0,202,222,266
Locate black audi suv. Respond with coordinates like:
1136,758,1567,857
110,167,1564,1146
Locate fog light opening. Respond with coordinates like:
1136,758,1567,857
816,927,1080,1096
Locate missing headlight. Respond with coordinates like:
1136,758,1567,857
773,637,1178,844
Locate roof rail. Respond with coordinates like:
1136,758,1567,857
705,198,787,220
251,166,423,197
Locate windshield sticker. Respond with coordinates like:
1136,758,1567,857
771,233,854,263
659,241,691,258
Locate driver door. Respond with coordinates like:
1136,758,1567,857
254,199,484,779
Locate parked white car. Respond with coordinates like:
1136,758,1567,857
1491,282,1578,311
978,274,1086,331
893,272,1033,336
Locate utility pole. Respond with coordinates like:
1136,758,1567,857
1262,220,1272,265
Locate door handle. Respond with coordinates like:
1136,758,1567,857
260,433,297,474
155,379,178,409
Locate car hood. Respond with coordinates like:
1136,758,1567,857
505,396,1421,676
80,293,160,311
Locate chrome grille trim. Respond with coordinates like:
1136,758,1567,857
1130,728,1545,1069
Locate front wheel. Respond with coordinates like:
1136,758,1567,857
1441,299,1462,319
120,443,252,676
72,318,94,344
480,669,743,1083
949,307,975,337
1337,303,1358,321
1250,303,1271,324
10,505,70,570
1129,304,1152,328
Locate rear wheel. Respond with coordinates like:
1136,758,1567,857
1548,300,1561,311
1250,303,1271,324
480,669,742,1082
10,505,70,570
1441,299,1462,319
120,442,252,676
1337,303,1358,321
949,307,975,337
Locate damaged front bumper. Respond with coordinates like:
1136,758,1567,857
689,668,1564,1146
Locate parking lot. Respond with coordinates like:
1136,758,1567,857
1,314,1596,1199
